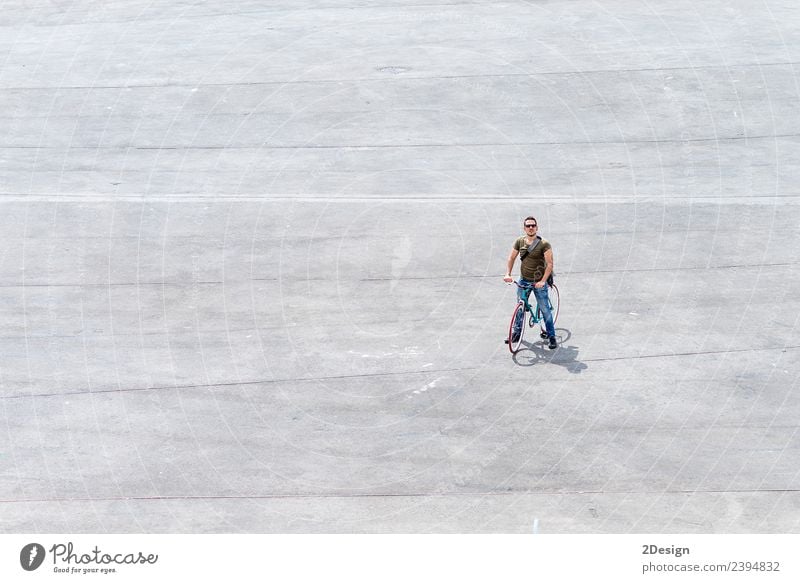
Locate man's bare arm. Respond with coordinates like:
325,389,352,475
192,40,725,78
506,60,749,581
504,248,519,282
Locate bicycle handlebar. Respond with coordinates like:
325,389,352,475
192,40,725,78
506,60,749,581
508,280,534,289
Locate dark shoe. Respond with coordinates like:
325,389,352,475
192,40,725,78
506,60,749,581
539,330,548,339
548,336,557,350
505,332,521,344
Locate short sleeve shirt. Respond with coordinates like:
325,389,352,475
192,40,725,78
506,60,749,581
514,236,552,282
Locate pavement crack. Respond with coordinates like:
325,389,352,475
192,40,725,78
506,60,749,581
2,487,799,505
0,366,478,401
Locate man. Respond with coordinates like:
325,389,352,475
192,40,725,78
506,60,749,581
503,216,557,349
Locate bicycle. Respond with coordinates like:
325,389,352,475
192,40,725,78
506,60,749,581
507,280,560,354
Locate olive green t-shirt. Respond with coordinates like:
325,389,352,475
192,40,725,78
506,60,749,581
514,236,552,282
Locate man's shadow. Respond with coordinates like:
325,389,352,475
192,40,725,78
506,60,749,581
512,328,587,374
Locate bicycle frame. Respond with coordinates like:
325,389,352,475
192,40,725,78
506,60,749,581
508,279,559,354
513,281,543,325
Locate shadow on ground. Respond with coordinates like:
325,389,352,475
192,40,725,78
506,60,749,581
512,328,587,374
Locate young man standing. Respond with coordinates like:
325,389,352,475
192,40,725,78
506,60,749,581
503,216,557,349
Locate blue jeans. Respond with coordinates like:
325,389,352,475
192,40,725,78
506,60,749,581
514,278,556,338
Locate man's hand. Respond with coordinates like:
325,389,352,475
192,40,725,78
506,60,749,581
534,280,546,288
503,274,513,283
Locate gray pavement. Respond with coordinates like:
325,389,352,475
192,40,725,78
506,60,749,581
1,0,799,532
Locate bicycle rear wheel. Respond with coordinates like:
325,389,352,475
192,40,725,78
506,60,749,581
508,302,526,354
539,284,560,337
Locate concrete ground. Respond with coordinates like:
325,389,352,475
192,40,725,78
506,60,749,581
1,0,798,533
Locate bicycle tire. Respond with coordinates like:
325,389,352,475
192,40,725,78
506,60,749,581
538,284,560,337
508,302,526,354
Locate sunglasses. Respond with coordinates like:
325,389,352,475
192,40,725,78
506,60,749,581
524,224,537,228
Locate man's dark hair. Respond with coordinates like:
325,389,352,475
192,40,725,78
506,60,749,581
524,216,537,225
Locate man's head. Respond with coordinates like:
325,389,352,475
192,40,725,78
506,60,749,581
523,216,538,234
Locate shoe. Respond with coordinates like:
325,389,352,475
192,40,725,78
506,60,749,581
505,332,521,344
539,330,548,339
548,336,557,350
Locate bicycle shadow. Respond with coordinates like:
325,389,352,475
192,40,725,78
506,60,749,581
511,328,588,374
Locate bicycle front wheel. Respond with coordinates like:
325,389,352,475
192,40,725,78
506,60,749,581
508,302,526,354
539,284,560,337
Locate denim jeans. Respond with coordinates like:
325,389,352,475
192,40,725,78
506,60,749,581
513,278,556,338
